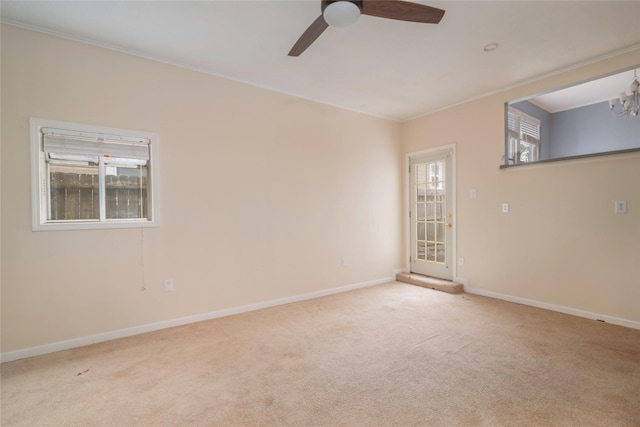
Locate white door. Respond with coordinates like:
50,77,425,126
410,151,453,280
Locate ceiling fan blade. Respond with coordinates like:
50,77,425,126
288,15,329,57
362,0,445,24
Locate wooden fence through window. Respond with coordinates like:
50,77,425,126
49,172,148,220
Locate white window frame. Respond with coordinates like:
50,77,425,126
30,118,160,231
507,107,541,164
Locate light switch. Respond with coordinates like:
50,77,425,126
615,200,627,214
470,189,477,199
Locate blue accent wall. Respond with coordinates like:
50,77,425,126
549,101,640,158
510,100,640,160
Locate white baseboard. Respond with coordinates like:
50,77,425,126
453,276,469,287
391,268,408,277
6,274,635,363
0,275,394,363
464,284,640,330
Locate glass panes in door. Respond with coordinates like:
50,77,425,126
415,160,446,264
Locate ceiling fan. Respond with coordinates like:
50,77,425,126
289,0,445,57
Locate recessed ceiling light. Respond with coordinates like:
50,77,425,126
484,43,499,52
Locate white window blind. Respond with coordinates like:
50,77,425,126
507,107,541,163
520,118,540,143
42,128,150,160
507,108,540,144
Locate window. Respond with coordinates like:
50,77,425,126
30,118,159,231
506,107,541,164
502,66,640,169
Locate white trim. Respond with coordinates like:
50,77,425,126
4,274,637,362
2,21,397,122
3,22,638,123
30,118,161,231
392,268,408,277
405,143,457,279
453,276,469,288
0,275,394,363
404,44,640,122
464,285,640,331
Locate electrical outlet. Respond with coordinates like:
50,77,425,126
164,279,174,292
502,203,509,213
615,200,627,214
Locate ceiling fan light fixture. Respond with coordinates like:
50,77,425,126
289,0,444,56
322,0,362,28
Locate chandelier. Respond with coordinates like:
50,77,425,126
609,69,639,117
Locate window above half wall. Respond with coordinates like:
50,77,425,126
502,65,640,168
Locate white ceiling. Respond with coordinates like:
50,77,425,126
2,0,639,121
528,68,638,113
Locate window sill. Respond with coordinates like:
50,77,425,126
33,219,160,232
500,147,640,170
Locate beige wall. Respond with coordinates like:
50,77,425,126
2,25,638,356
0,25,403,353
403,49,640,323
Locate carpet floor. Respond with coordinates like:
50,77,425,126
2,282,639,426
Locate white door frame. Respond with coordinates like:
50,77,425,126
405,143,457,280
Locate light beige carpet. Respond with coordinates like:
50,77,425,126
2,282,639,426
